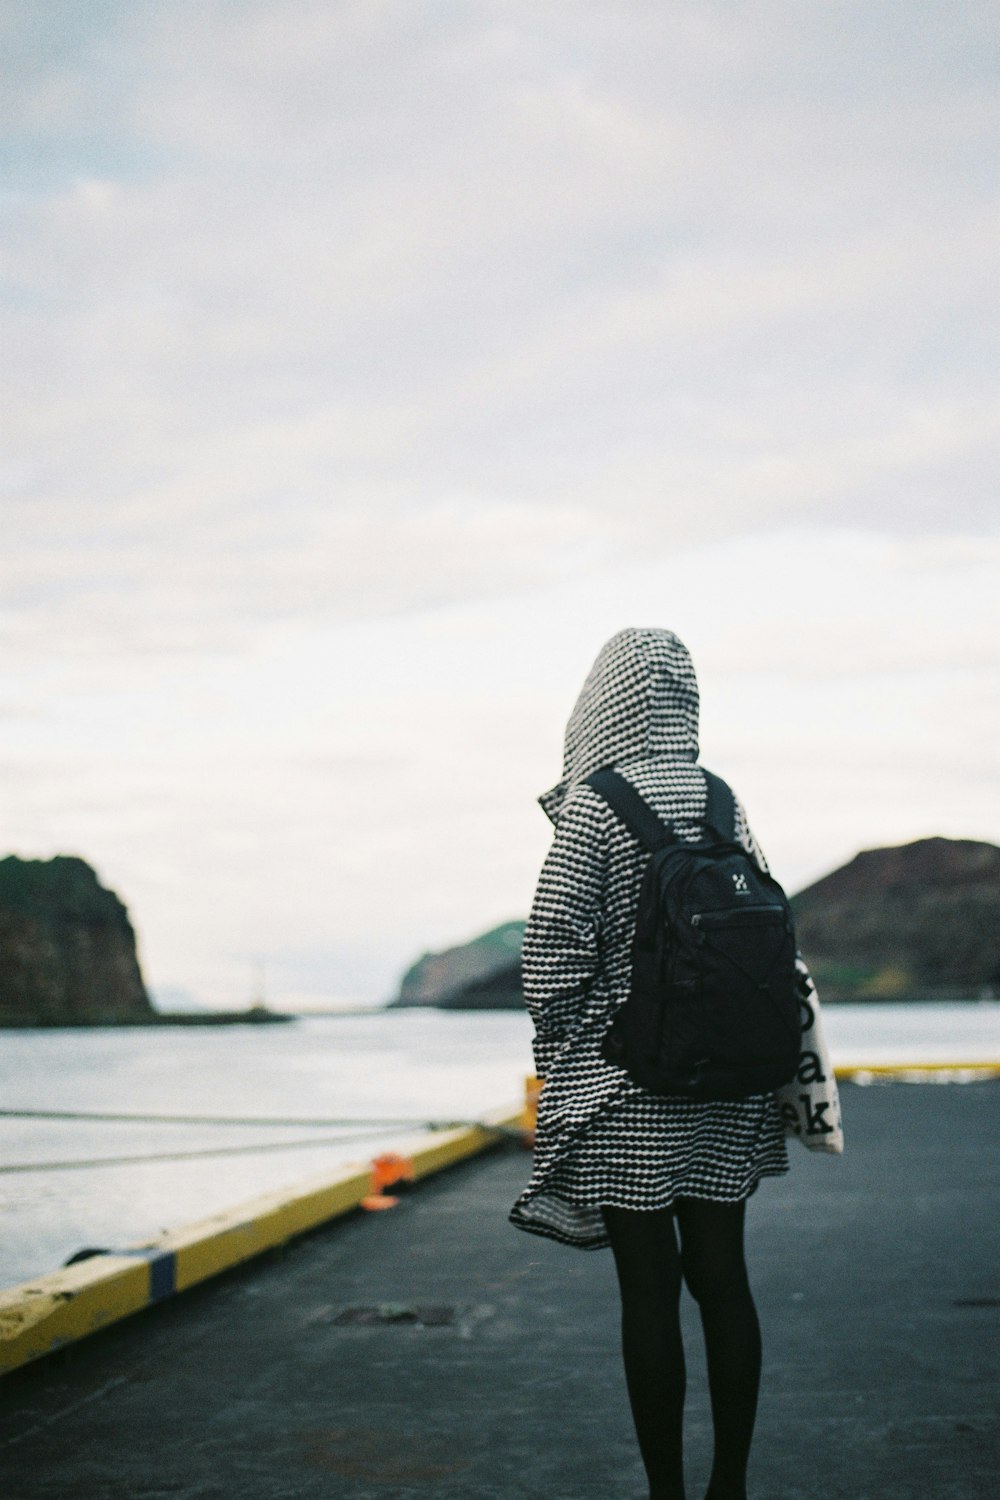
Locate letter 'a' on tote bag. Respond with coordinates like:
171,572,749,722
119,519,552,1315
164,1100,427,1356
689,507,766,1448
776,974,844,1153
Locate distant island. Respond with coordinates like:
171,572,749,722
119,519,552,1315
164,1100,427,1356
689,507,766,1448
5,835,996,1025
390,920,525,1009
390,836,1000,1009
0,854,290,1028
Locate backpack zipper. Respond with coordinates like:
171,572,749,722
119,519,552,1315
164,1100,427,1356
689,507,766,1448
691,905,785,929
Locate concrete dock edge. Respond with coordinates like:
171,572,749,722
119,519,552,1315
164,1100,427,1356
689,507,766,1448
0,1104,525,1376
4,1064,998,1376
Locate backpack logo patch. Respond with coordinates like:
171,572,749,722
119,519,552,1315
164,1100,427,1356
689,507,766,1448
732,872,750,893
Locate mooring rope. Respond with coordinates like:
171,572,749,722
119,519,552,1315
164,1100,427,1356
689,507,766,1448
0,1109,521,1172
0,1107,455,1128
0,1126,458,1174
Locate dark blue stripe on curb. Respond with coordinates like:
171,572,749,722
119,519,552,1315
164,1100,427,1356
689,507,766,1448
147,1252,176,1302
117,1248,177,1302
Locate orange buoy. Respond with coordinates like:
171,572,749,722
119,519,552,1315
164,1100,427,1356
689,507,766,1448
360,1151,415,1211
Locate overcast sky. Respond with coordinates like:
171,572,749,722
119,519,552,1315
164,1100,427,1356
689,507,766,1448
2,1,997,1010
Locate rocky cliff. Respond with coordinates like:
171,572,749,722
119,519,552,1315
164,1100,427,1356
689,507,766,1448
390,920,525,1009
791,836,1000,999
0,855,156,1027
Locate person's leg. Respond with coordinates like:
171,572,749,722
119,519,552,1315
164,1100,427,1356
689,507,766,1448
602,1205,687,1500
674,1198,760,1500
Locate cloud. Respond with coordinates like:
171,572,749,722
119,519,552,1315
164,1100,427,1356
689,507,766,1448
4,525,996,1006
1,3,998,1003
4,2,996,622
1,492,620,671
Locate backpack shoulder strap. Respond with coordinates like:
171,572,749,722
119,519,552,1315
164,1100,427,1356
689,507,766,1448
584,769,673,851
701,767,738,842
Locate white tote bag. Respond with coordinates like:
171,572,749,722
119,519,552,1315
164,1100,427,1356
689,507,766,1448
775,963,844,1154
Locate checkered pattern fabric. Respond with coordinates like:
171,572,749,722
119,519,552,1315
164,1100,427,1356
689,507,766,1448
510,628,791,1251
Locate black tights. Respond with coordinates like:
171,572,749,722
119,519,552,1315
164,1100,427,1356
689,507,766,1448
602,1199,761,1500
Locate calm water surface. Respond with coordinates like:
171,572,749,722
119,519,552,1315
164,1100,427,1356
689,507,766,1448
2,1003,997,1288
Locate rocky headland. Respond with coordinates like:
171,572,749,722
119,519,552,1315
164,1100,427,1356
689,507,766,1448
790,836,1000,1000
0,855,156,1027
390,836,1000,1008
0,854,292,1027
390,920,525,1009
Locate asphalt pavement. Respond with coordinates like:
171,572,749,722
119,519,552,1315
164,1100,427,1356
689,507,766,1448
1,1081,997,1499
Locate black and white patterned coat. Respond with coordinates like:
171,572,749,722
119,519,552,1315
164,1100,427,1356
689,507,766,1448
509,628,842,1251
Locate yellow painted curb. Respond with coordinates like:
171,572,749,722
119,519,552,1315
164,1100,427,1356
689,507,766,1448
834,1061,1000,1079
0,1104,525,1376
835,1061,1000,1082
0,1255,150,1365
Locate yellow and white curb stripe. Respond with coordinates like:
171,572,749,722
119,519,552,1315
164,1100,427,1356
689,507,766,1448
0,1104,525,1377
834,1061,1000,1084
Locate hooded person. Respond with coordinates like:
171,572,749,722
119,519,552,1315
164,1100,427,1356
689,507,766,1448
509,626,841,1250
509,626,842,1499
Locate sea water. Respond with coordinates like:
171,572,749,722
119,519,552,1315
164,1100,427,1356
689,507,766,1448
1,1003,998,1289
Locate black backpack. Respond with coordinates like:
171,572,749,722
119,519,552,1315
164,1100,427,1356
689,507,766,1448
586,766,802,1101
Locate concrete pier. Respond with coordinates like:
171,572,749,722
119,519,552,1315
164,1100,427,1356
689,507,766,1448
1,1082,997,1499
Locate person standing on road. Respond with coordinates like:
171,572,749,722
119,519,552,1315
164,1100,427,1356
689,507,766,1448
510,627,842,1500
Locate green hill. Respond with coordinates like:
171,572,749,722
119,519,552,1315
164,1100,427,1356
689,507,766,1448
390,920,525,1009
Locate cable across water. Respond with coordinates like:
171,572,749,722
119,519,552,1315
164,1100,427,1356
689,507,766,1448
0,1106,521,1173
0,1107,457,1128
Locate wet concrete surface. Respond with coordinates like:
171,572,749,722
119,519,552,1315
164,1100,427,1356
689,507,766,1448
1,1082,998,1499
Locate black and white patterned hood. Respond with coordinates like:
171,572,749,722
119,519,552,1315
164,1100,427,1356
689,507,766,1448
539,627,700,823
